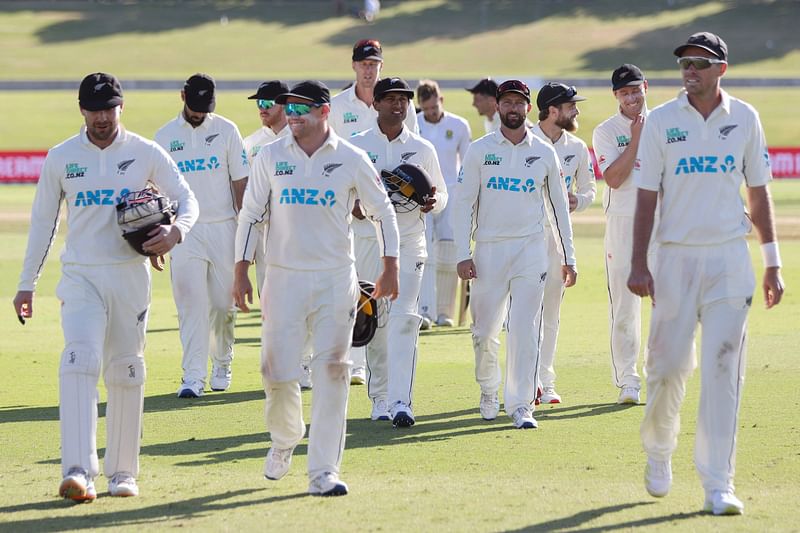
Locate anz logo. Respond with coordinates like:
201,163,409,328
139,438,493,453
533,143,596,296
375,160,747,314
279,188,337,207
177,157,221,173
486,176,536,193
74,188,130,207
674,155,736,175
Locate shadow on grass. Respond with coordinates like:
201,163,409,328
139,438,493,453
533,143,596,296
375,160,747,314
0,488,305,531
507,503,706,532
536,402,640,422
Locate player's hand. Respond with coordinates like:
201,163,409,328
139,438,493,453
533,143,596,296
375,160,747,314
763,266,785,309
149,255,166,272
351,200,366,220
374,257,399,301
13,290,34,325
233,261,253,312
143,225,181,256
630,113,646,140
627,265,655,303
421,186,437,213
561,265,577,288
457,259,477,280
568,192,578,212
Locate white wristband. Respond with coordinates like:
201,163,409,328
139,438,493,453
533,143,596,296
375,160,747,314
760,242,782,268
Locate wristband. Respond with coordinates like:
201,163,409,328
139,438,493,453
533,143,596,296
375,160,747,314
760,242,782,268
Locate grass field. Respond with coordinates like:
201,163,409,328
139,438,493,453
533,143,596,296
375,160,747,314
0,183,798,531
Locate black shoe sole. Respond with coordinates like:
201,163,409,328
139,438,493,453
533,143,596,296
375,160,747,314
392,413,415,427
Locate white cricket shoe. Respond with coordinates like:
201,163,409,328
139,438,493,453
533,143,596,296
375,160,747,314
371,398,391,421
210,365,232,391
479,391,499,420
510,406,538,429
177,379,204,398
264,446,295,480
618,387,641,404
435,314,454,327
644,457,672,497
419,315,433,330
300,364,313,390
540,387,562,404
350,366,366,385
108,472,139,497
308,471,348,497
59,467,96,503
704,490,744,515
390,401,415,428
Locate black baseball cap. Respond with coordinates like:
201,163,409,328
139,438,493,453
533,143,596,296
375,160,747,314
78,72,123,111
352,39,383,62
183,73,216,113
248,80,289,101
673,31,728,61
373,77,414,100
496,79,531,103
611,64,646,91
466,78,498,96
275,80,331,105
536,82,587,111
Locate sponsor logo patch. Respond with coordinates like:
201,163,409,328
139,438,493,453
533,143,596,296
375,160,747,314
484,153,502,166
666,127,688,144
65,162,87,179
275,161,296,176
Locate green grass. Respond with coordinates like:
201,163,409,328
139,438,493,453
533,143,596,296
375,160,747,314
1,185,798,531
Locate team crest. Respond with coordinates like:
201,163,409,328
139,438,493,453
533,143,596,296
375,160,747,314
322,163,343,177
564,155,575,164
524,156,541,168
117,159,135,175
204,134,220,146
446,129,454,139
719,125,738,140
400,152,417,162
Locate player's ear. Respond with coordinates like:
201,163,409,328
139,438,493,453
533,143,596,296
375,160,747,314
527,103,532,113
642,80,649,93
718,63,727,77
320,103,331,118
180,90,186,103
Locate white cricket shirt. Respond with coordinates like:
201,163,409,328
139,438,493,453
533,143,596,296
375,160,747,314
531,124,596,214
417,110,472,186
330,83,419,138
453,129,576,265
348,126,448,245
243,124,290,163
635,89,772,246
592,106,650,216
19,126,199,291
235,129,400,270
155,113,249,223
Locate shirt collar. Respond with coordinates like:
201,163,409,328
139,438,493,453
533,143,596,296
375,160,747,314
285,127,340,155
677,88,731,115
80,125,126,148
493,127,534,146
178,111,213,130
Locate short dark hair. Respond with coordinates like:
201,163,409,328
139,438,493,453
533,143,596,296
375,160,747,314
538,108,549,121
417,79,440,102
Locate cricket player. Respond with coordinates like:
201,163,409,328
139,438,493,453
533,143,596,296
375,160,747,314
531,82,596,404
232,81,400,496
466,78,500,134
13,73,198,501
416,79,472,329
330,38,418,385
349,77,447,425
454,80,576,429
628,32,784,515
243,80,290,164
593,64,653,404
155,73,249,397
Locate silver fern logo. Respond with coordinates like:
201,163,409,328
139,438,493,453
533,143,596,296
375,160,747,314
400,152,417,162
524,156,541,168
117,159,135,175
204,134,220,146
719,125,738,140
322,163,343,177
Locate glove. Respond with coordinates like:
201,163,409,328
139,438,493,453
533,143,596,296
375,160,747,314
116,189,177,256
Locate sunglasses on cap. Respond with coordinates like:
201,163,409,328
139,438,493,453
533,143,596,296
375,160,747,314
677,56,727,70
544,85,578,107
497,80,530,96
284,102,322,117
257,99,276,110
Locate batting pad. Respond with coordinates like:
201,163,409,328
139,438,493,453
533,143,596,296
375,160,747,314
59,345,102,479
103,355,145,478
436,241,458,319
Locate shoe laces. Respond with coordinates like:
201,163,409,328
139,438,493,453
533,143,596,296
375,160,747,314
374,398,388,412
512,406,532,421
480,392,497,405
543,387,556,395
271,447,293,464
648,458,671,477
112,472,135,486
66,467,89,480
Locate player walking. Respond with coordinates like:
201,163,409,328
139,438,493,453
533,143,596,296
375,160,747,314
416,79,472,329
592,64,654,404
232,81,400,496
349,77,447,425
628,32,784,515
243,80,290,164
155,73,249,397
13,73,198,501
466,78,500,134
531,83,596,404
454,80,576,429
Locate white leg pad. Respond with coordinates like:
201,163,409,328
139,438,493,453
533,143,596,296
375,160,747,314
59,345,101,479
436,241,458,319
103,355,146,478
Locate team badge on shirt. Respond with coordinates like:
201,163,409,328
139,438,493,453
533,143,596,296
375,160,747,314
117,159,135,175
564,155,575,164
400,152,417,162
204,134,220,146
322,163,343,178
524,156,541,168
718,125,738,140
446,129,454,139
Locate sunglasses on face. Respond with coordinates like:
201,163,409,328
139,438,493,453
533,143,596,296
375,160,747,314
543,85,577,107
257,99,276,110
284,102,322,116
677,56,727,70
498,80,530,95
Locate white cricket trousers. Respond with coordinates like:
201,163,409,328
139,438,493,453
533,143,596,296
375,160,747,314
350,233,380,372
170,219,237,384
538,228,566,390
260,264,358,479
57,262,150,479
470,234,548,415
641,239,754,493
420,203,457,320
366,241,424,407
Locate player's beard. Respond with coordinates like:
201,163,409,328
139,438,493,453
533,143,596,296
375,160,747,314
556,115,578,133
87,121,117,143
500,110,525,129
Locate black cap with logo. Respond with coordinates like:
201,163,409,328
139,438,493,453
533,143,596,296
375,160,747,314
466,78,498,96
79,72,123,111
352,39,383,62
275,80,331,105
496,79,531,103
373,77,414,101
673,31,728,61
183,73,216,113
611,64,646,91
248,81,290,101
536,82,587,111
